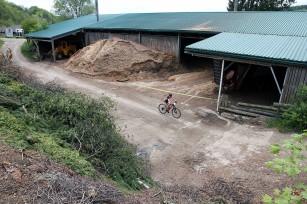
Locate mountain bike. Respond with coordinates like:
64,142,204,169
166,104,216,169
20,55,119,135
158,102,181,118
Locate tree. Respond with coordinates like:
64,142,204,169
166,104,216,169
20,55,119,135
227,0,296,11
53,0,95,19
21,19,48,34
27,6,57,23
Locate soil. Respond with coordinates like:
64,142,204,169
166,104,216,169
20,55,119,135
65,37,180,81
0,142,140,204
2,38,306,203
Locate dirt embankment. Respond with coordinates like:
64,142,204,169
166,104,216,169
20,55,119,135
65,37,180,81
0,142,141,204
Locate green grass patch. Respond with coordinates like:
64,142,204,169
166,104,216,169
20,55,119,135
0,39,4,48
0,74,153,190
21,41,36,60
266,118,293,133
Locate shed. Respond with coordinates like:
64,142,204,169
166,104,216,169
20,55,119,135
5,27,13,37
185,32,307,106
25,12,307,105
25,14,121,61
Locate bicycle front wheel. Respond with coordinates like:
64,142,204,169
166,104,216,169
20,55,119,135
158,104,167,114
172,108,181,118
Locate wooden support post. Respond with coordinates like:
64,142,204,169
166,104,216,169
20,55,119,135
217,60,225,112
224,61,235,72
139,32,141,44
51,40,56,62
176,34,181,63
279,67,289,103
270,66,281,95
33,40,40,58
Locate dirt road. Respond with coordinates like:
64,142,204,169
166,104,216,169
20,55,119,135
3,38,294,202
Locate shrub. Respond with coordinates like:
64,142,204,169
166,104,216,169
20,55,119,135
21,41,36,60
282,86,307,131
0,74,151,190
0,39,4,48
268,86,307,132
262,131,307,203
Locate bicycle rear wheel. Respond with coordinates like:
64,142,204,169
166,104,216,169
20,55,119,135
172,108,181,118
158,104,167,114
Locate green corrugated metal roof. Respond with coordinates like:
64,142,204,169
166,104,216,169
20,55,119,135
185,32,307,66
25,14,121,40
84,12,307,37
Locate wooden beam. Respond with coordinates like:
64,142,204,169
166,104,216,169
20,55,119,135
270,66,282,95
237,102,278,111
177,34,181,62
186,52,277,67
33,40,40,58
279,67,289,103
51,40,56,62
217,60,225,112
220,107,260,118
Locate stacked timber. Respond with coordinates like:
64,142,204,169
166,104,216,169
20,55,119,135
219,101,290,118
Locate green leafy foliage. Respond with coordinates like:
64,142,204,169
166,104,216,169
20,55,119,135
0,0,60,31
0,74,151,190
54,0,95,18
21,41,36,60
227,0,296,11
263,131,307,203
267,86,307,132
21,19,48,34
282,86,307,131
0,39,4,48
290,5,307,11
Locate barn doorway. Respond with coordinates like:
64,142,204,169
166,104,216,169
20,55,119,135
217,61,287,106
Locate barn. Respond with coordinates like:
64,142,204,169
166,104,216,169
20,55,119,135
25,14,120,60
26,12,307,106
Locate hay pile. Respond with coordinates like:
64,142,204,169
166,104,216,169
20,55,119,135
169,71,217,96
65,37,179,81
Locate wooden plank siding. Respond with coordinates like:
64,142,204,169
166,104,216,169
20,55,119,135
85,32,178,54
280,66,307,103
109,33,139,43
140,34,178,54
85,32,109,45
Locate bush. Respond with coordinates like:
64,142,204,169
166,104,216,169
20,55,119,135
21,41,36,60
262,131,307,203
282,86,307,131
268,86,307,132
0,74,151,190
0,39,4,48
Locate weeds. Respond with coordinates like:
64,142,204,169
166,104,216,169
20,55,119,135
21,41,36,60
0,38,4,48
0,66,152,190
267,86,307,132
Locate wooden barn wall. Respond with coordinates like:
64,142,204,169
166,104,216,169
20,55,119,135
280,66,307,103
140,34,177,54
85,32,109,45
85,32,178,54
109,33,139,43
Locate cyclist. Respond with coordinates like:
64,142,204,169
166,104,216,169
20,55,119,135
164,93,176,112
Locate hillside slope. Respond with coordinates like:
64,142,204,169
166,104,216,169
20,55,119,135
0,0,58,27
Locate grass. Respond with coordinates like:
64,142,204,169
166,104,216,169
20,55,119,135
21,41,36,60
0,73,153,190
0,38,4,48
266,118,293,133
